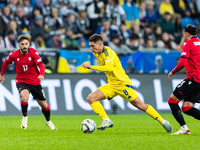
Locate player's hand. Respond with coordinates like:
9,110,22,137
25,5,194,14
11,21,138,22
82,64,92,69
168,72,174,81
0,75,5,83
38,75,44,82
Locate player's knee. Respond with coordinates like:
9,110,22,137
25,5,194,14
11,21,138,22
22,97,28,102
168,97,179,104
87,94,95,104
181,106,192,113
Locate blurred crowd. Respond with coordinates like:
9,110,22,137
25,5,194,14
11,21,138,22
0,0,200,54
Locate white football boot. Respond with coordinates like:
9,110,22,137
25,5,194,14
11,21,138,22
171,129,190,135
46,120,57,130
21,116,28,129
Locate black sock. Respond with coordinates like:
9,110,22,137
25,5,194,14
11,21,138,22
42,104,50,121
21,100,28,117
184,107,200,120
168,102,186,126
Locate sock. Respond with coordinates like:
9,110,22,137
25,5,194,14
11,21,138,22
145,105,164,124
182,106,200,120
103,118,111,121
91,101,108,120
181,124,189,130
21,100,28,117
168,97,186,126
42,104,50,121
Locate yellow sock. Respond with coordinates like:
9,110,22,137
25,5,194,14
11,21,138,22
145,105,164,124
90,101,108,120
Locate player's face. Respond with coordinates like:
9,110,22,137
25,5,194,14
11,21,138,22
89,41,102,54
19,39,30,54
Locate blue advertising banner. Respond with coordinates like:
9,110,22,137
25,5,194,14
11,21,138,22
141,51,181,73
57,49,182,74
120,51,142,73
57,50,91,73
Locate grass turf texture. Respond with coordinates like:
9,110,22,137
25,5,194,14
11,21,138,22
0,114,199,150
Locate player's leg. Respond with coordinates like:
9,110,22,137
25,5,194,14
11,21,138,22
182,101,200,120
36,99,56,130
130,97,172,133
31,85,56,130
87,84,116,130
168,79,194,134
168,94,190,134
119,85,172,132
182,92,200,120
17,83,30,129
20,89,29,117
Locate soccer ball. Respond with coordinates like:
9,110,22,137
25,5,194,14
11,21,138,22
81,119,96,133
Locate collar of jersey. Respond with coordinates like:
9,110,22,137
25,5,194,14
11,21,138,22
191,36,197,39
102,46,105,53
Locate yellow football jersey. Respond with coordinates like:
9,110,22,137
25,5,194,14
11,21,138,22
91,46,132,87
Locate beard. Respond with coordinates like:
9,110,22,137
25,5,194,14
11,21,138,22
20,47,28,54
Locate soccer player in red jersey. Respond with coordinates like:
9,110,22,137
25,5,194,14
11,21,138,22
168,25,200,135
0,35,56,130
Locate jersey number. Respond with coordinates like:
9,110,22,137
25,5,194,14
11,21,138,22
23,65,28,71
123,89,129,95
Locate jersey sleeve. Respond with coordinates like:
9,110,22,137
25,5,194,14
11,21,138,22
171,41,189,74
32,50,43,65
0,52,14,75
6,52,15,64
91,50,113,72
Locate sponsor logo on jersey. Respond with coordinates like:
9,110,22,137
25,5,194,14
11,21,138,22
37,59,41,62
35,52,38,55
193,42,200,46
17,58,19,61
28,57,31,61
181,52,187,55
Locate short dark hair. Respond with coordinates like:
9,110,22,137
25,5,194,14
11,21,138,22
89,34,103,43
18,35,30,43
184,25,198,35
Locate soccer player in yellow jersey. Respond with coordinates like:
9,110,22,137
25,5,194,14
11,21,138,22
82,34,172,132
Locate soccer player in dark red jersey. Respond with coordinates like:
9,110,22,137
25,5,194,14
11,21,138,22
0,35,56,130
168,25,200,135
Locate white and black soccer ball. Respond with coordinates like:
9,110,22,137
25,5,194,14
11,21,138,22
81,119,96,133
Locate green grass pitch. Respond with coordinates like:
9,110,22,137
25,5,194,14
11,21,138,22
0,113,199,150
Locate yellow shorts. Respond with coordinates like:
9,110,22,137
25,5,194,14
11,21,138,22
98,84,138,102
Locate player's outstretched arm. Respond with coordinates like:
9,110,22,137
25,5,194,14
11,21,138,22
82,64,92,69
0,75,5,83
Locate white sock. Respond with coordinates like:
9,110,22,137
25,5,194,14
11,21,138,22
181,125,188,130
103,118,111,121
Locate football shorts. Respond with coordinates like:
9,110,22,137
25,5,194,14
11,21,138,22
16,82,46,101
98,83,138,102
173,79,200,103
